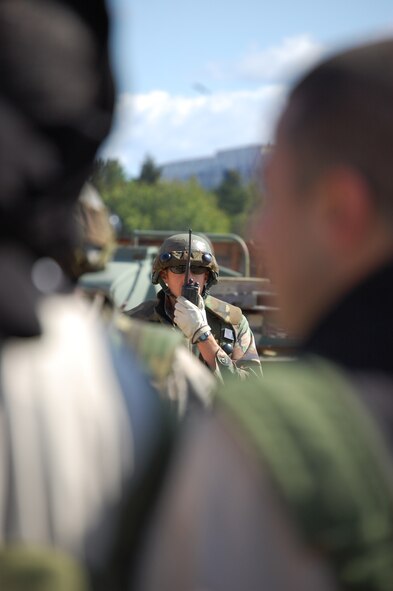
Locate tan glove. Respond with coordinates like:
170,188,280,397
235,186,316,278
174,295,211,343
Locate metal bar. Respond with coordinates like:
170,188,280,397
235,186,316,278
131,230,251,276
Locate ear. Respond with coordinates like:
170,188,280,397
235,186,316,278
161,269,168,281
315,167,374,254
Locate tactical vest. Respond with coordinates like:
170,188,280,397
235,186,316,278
127,293,242,358
205,295,242,355
217,357,393,591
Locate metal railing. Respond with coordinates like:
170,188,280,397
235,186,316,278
132,230,250,276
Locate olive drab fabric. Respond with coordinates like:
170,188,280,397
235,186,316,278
218,357,393,591
0,546,88,591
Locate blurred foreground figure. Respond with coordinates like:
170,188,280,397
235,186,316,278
136,39,393,591
0,1,172,589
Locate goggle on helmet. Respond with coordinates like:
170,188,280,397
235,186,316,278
152,233,219,294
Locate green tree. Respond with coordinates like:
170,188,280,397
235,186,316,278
215,169,251,216
90,157,233,235
230,180,263,235
90,158,127,194
137,155,162,184
104,179,230,234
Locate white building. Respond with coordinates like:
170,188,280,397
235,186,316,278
161,144,271,190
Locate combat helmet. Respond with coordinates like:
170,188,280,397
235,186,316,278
152,233,219,296
71,183,115,279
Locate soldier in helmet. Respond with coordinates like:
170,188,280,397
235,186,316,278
127,233,262,379
135,38,393,591
72,194,215,415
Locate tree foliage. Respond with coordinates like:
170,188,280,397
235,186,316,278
91,159,230,234
90,158,262,237
215,169,252,216
90,158,127,194
137,155,162,184
115,180,230,233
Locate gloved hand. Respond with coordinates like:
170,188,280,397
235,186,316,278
174,295,211,343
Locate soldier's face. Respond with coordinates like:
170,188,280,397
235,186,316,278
161,268,208,298
259,116,330,337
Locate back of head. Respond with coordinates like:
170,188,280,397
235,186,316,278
263,38,393,339
0,0,114,337
283,38,393,218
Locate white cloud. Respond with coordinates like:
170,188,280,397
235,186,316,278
100,85,286,175
99,34,326,175
205,35,325,85
237,35,324,82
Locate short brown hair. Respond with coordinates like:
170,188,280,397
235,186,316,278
282,39,393,217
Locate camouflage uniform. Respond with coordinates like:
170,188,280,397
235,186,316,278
127,233,262,381
107,308,215,415
128,290,261,380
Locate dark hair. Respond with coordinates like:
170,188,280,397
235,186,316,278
282,39,393,217
0,0,114,337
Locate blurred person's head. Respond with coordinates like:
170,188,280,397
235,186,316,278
71,183,115,280
261,38,393,339
0,0,114,337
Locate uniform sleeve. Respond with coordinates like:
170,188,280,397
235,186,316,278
163,347,215,416
213,314,263,381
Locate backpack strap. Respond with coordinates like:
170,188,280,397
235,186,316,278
205,295,242,325
217,357,393,591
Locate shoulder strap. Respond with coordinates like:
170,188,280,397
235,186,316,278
125,299,159,321
205,295,242,325
218,357,393,591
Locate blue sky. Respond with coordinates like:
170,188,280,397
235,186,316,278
102,0,393,174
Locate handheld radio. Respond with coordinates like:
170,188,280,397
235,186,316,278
181,229,199,305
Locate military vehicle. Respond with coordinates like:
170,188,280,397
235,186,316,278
78,229,294,358
78,245,159,309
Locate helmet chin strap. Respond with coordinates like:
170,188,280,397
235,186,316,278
158,276,177,322
158,276,175,298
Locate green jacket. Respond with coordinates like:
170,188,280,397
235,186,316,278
218,357,393,591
